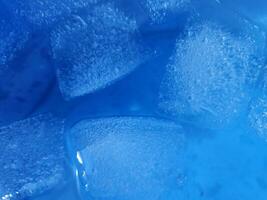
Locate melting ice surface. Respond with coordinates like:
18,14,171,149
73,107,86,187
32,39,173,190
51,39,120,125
0,0,267,200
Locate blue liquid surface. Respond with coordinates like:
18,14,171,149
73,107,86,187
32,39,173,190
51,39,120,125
1,0,267,200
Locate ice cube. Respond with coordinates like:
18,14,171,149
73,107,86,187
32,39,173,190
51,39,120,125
51,3,144,100
68,117,185,200
158,2,266,128
0,114,67,200
1,0,98,28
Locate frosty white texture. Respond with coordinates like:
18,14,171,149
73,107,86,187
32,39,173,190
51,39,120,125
159,23,263,127
51,4,143,100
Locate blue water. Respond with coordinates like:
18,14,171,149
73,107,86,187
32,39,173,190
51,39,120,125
1,0,267,200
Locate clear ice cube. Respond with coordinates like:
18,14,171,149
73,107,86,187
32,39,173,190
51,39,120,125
68,117,185,200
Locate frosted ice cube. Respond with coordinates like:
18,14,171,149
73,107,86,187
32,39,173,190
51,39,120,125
159,20,265,128
2,0,98,28
0,114,67,200
68,117,185,200
51,4,143,100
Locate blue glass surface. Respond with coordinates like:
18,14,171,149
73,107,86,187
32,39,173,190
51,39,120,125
0,0,267,200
